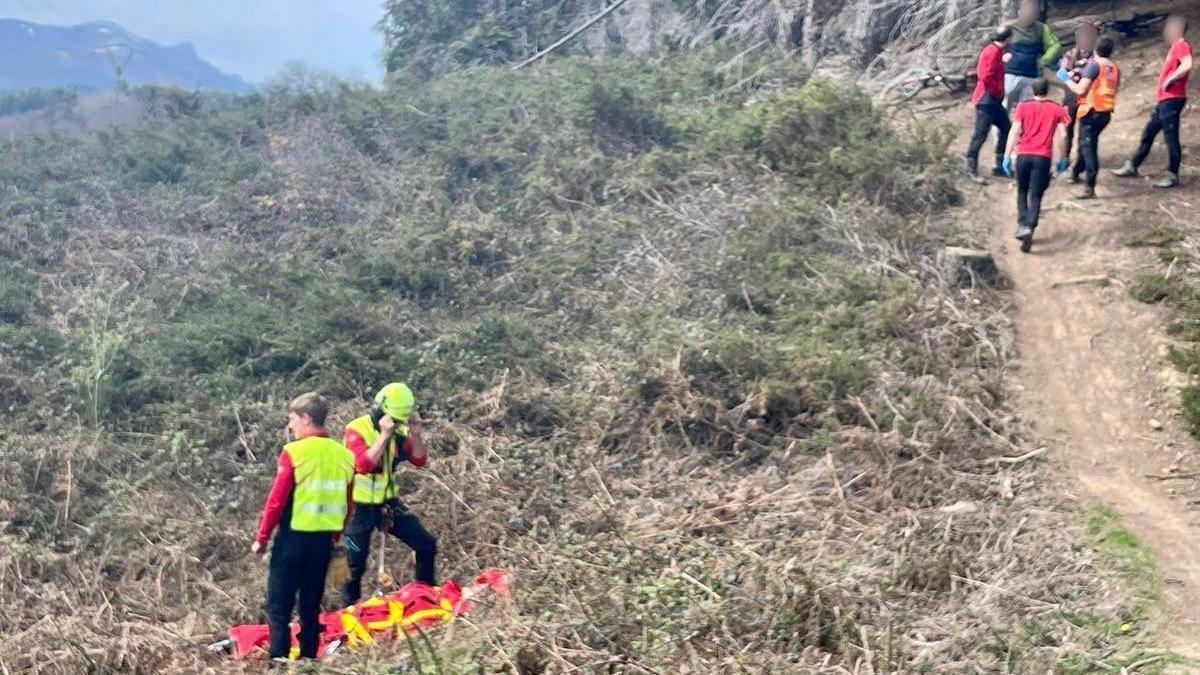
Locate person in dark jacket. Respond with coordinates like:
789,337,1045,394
1004,0,1063,113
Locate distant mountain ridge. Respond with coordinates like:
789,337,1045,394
0,19,251,93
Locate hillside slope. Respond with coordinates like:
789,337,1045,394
0,52,1169,674
0,19,250,93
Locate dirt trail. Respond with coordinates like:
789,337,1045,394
972,38,1200,657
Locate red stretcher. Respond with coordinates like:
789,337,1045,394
211,570,510,660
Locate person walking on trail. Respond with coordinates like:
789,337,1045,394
1062,37,1119,199
1004,0,1062,113
342,382,437,604
1058,21,1099,166
966,27,1013,184
251,392,356,662
1003,78,1070,253
1112,15,1192,189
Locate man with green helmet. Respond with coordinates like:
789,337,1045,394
341,382,437,603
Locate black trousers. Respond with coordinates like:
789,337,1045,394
1016,155,1052,230
1063,98,1080,161
266,530,333,659
1132,98,1186,174
966,99,1010,174
1072,111,1111,188
342,500,437,604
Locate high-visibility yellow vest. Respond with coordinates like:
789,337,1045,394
346,415,398,504
284,436,355,532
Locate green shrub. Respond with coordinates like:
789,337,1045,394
1127,226,1184,248
0,86,77,116
0,267,40,322
119,127,196,184
1131,273,1188,305
450,21,518,65
803,350,870,399
357,248,457,303
1182,386,1200,437
717,79,957,211
716,328,774,379
573,80,673,152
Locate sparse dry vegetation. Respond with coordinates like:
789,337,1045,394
0,47,1164,674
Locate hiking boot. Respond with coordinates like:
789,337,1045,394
991,167,1009,178
1016,225,1034,253
1075,186,1096,200
1153,172,1179,189
1067,172,1082,184
963,160,989,185
1111,160,1139,178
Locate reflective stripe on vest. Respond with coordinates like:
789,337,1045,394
1079,63,1119,118
346,415,397,504
284,436,355,532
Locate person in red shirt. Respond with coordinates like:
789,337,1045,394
1003,78,1070,253
966,27,1013,183
1113,15,1192,188
251,392,355,662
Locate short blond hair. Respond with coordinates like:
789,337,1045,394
288,392,328,427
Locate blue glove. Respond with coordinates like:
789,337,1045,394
1002,156,1013,177
1055,158,1069,175
1056,68,1071,84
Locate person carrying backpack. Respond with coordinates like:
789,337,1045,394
1003,0,1062,113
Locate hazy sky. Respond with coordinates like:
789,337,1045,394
0,0,385,83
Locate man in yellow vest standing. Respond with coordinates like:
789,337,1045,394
341,382,436,604
1062,37,1119,199
251,392,355,661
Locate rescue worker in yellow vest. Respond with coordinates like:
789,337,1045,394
251,392,355,661
341,382,436,604
1061,37,1120,199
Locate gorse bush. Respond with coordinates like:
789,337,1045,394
733,79,958,212
0,86,78,116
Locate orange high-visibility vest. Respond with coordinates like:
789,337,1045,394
1078,62,1119,118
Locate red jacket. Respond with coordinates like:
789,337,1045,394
254,429,354,545
973,42,1006,106
344,429,426,472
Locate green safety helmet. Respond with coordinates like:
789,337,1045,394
374,382,415,420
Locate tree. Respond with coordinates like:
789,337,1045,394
378,0,483,76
